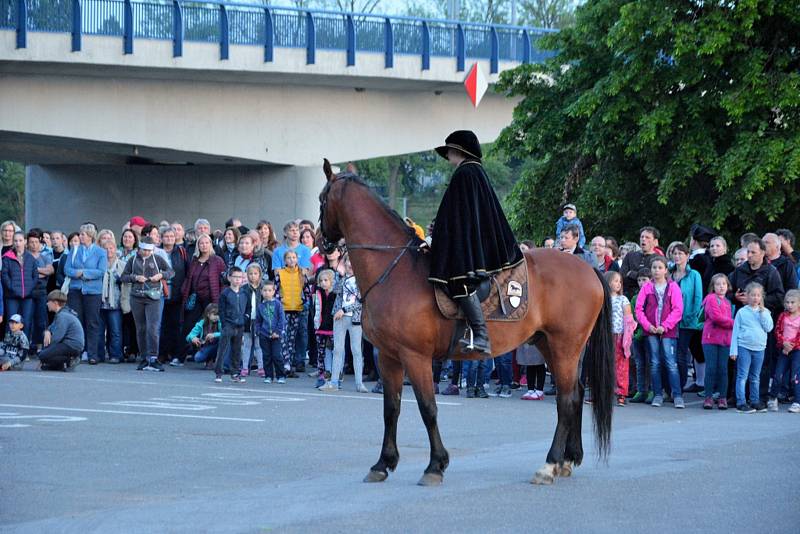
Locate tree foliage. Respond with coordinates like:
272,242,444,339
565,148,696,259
495,0,800,244
0,161,25,225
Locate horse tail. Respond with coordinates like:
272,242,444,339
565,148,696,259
587,268,615,460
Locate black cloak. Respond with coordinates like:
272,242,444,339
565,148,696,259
428,160,523,296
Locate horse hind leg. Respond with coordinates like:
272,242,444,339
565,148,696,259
405,354,449,486
559,379,585,477
364,355,404,483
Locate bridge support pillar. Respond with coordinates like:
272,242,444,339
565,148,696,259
25,164,324,234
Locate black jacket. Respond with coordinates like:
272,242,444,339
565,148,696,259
218,287,251,328
702,254,734,295
729,262,784,314
621,251,658,298
429,160,522,294
768,254,799,293
164,246,188,303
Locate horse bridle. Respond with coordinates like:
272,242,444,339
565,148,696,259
319,175,418,304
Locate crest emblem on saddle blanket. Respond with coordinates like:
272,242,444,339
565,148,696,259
507,281,523,308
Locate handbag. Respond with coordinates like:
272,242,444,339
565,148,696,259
186,292,197,311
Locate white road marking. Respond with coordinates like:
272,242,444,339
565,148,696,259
0,412,88,428
0,404,265,422
3,373,462,406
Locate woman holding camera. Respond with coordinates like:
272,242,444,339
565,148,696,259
121,236,173,372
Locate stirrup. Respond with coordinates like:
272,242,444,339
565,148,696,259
462,326,476,350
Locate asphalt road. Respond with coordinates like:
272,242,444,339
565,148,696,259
2,363,798,533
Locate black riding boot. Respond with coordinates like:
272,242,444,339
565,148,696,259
458,293,492,356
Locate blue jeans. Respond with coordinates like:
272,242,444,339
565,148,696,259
192,340,219,363
632,337,649,393
98,308,123,360
494,352,513,386
702,344,729,398
32,293,48,346
647,335,680,398
770,349,800,400
735,347,765,406
259,335,284,379
4,297,34,342
463,359,490,388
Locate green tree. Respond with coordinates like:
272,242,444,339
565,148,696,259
0,161,25,225
495,0,800,244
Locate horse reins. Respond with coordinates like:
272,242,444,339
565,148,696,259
346,239,417,304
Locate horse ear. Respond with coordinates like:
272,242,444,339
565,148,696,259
323,158,334,181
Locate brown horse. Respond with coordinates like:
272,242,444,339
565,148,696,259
318,161,614,486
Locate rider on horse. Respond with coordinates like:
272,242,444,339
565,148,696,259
427,130,523,357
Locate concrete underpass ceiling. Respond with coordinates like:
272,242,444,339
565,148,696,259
0,131,273,166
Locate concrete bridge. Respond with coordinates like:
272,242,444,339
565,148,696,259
0,0,554,231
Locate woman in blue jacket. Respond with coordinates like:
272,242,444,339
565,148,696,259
64,224,108,364
2,231,38,340
670,243,704,393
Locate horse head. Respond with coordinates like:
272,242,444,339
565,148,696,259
318,158,353,253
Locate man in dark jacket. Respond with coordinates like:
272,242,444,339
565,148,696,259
39,290,84,371
729,239,785,313
428,130,523,357
621,226,660,298
763,233,798,293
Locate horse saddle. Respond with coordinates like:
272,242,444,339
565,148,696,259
434,261,529,322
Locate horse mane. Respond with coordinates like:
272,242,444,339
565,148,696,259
320,168,422,245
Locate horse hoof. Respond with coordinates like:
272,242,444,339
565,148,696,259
531,470,555,485
417,472,443,486
557,462,573,477
363,470,388,483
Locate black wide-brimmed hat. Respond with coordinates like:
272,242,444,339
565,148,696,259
690,223,717,243
435,130,482,160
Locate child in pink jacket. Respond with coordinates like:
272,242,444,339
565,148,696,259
634,256,684,408
701,274,734,410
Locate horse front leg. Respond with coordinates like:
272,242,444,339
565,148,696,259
364,354,404,482
405,354,449,486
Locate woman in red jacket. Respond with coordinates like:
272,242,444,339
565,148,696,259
181,234,226,343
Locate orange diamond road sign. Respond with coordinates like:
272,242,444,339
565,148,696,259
464,62,488,107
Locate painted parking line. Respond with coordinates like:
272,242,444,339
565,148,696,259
0,403,265,422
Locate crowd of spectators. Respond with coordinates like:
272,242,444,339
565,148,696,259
1,200,798,414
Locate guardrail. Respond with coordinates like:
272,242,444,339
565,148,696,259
1,0,556,72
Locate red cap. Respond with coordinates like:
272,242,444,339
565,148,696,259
129,216,148,227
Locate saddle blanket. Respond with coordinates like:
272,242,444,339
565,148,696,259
434,260,529,322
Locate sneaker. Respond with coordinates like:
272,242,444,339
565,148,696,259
276,377,286,384
674,396,685,409
788,403,800,413
441,384,460,396
136,359,149,371
146,360,165,372
466,387,475,398
230,375,243,383
371,382,383,394
240,368,249,377
356,384,369,393
499,385,512,398
737,404,756,414
475,385,489,399
753,401,767,413
169,358,183,367
519,376,527,386
214,375,222,383
617,396,626,407
697,389,705,398
630,392,647,403
717,398,728,410
510,381,521,390
264,377,273,384
319,381,337,391
651,395,663,407
521,390,537,400
314,378,325,388
683,383,703,393
645,391,655,404
767,398,779,412
487,386,502,397
258,368,266,378
703,397,714,410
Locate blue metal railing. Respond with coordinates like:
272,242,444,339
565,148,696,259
2,0,557,70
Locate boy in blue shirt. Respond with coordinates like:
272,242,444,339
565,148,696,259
214,266,250,383
555,203,586,249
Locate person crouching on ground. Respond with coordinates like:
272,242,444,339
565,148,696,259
184,303,221,369
39,290,84,371
0,314,30,371
214,266,249,384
